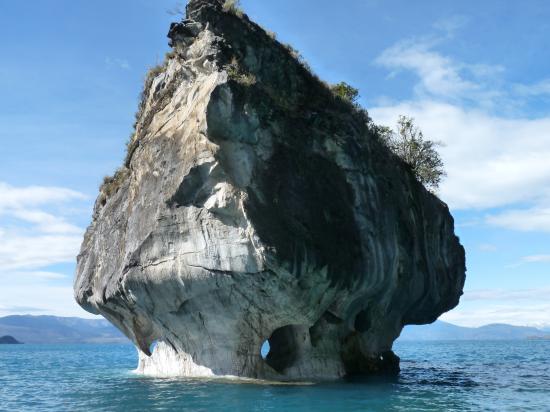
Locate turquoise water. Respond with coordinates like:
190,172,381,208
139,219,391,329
0,341,549,411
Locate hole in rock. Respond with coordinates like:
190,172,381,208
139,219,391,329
149,340,159,354
354,309,371,333
264,325,308,373
260,340,270,359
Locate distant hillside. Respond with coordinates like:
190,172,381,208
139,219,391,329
0,315,129,344
0,335,22,344
398,320,550,341
2,316,548,344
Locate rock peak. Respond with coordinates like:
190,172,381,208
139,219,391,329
187,0,224,7
185,0,225,21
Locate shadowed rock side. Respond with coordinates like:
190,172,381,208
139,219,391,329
74,0,465,381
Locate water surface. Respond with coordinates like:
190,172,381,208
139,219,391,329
0,340,548,411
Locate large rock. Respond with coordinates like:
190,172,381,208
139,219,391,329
74,0,465,380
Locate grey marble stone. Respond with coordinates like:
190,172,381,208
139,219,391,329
74,0,465,380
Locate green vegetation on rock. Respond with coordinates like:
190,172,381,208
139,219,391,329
100,51,182,207
327,79,445,192
222,0,244,17
375,116,446,191
331,82,360,105
226,57,257,86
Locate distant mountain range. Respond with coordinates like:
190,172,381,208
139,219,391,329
0,315,128,344
398,320,550,341
1,315,549,344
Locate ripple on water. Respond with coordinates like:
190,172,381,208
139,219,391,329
0,341,548,411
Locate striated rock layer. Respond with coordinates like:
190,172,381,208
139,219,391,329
74,0,465,380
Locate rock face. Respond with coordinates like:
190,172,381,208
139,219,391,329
74,0,465,380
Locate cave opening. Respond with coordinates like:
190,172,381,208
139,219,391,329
262,324,308,374
354,309,371,333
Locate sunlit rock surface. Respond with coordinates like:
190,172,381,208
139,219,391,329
74,0,466,380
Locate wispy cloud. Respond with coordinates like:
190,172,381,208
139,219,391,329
462,288,550,301
375,37,503,107
440,288,550,327
478,243,497,252
0,285,94,318
0,182,89,317
433,15,470,38
0,271,68,280
105,57,131,70
0,182,85,268
371,32,550,224
11,209,83,234
0,232,82,271
521,254,550,263
0,182,85,211
514,78,550,97
486,207,550,233
441,302,550,328
376,39,477,101
0,268,89,318
0,305,47,314
371,102,550,211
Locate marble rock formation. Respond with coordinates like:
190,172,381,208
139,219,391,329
74,0,466,380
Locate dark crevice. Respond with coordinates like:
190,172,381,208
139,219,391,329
265,324,304,374
323,310,344,324
168,162,216,208
341,332,400,377
354,309,371,333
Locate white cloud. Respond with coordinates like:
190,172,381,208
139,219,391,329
0,182,85,211
370,31,550,222
11,209,82,234
0,285,96,318
370,101,550,211
486,207,550,233
441,303,550,328
514,78,550,96
375,38,503,106
462,288,550,301
0,231,82,271
0,262,93,318
0,182,87,316
376,39,476,101
105,57,131,70
0,305,47,314
521,254,550,263
0,182,86,272
439,288,550,327
478,243,497,252
433,15,469,38
0,271,68,280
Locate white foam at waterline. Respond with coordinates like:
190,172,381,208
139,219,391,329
132,342,315,385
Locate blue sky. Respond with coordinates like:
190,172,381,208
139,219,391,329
1,0,549,326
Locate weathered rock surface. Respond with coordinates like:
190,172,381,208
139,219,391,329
74,0,465,380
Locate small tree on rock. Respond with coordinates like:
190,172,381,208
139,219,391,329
331,82,360,105
377,116,446,191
